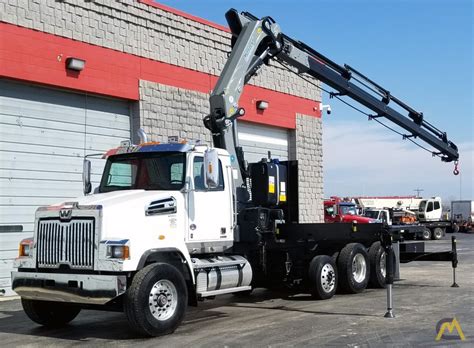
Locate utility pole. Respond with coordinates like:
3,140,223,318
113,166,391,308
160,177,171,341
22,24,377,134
414,188,424,197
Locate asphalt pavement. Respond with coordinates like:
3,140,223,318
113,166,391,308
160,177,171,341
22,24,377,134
0,233,473,347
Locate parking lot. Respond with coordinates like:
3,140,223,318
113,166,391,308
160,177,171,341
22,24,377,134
0,233,472,347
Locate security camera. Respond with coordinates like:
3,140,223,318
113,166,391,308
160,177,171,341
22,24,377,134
320,104,332,115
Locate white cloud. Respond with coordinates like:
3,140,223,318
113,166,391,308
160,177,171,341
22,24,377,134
322,120,473,201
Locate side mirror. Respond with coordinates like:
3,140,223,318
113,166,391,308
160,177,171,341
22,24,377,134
204,148,219,189
83,159,92,195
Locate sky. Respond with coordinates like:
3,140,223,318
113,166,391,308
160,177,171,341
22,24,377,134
155,0,473,201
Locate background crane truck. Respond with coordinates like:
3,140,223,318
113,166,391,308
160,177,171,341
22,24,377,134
361,197,471,239
11,9,460,337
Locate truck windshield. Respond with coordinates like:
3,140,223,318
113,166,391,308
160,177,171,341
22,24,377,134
364,210,380,219
99,152,186,192
339,205,357,215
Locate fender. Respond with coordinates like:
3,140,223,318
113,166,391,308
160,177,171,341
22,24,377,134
137,247,197,306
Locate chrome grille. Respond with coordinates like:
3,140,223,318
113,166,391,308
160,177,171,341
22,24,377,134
37,219,95,269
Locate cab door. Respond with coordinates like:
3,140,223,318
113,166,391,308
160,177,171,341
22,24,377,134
186,154,232,250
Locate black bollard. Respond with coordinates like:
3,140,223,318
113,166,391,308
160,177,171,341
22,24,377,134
451,236,459,288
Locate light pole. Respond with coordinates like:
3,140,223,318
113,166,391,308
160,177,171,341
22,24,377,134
414,188,424,197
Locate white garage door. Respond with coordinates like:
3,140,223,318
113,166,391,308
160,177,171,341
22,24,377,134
238,122,289,164
0,80,131,296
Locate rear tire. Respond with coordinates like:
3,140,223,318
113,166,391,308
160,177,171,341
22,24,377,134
368,242,386,288
124,263,188,337
337,243,370,293
21,299,81,327
308,255,337,300
432,227,444,240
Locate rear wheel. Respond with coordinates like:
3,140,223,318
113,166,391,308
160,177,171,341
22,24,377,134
21,299,81,327
368,242,386,288
337,243,370,293
308,255,337,300
432,227,444,240
124,263,188,337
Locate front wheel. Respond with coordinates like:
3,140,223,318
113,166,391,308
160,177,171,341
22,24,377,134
21,299,81,327
308,255,338,300
124,263,188,337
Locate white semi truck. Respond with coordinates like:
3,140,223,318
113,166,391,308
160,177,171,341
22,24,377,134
11,9,460,336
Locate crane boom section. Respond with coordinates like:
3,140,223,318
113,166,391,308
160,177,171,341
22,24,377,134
205,9,459,195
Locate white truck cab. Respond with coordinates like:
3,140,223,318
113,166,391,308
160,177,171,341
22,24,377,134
13,142,252,335
417,197,443,222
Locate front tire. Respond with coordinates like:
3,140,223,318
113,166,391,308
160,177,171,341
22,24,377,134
368,242,386,288
124,263,188,337
308,255,338,300
21,299,81,327
337,243,370,293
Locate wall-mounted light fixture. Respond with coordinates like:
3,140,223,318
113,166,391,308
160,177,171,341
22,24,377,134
256,100,269,110
65,57,86,71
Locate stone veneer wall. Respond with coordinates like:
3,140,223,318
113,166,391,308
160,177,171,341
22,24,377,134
1,0,321,101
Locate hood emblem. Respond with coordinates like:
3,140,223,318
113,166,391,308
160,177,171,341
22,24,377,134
59,209,73,221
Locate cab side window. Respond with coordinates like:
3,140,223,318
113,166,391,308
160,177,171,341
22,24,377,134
193,157,224,191
427,202,434,212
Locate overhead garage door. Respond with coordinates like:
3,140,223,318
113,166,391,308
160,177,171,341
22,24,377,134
238,122,289,164
0,80,131,296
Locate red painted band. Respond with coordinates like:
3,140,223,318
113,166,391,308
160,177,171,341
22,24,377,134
0,23,320,129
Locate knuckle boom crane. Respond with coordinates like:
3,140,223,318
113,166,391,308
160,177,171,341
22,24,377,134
12,8,461,337
204,9,460,199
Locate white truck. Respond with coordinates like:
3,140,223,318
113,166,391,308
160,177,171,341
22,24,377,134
362,197,458,240
363,207,445,240
11,9,460,336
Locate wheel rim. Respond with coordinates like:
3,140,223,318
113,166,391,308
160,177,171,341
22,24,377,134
379,251,386,278
320,263,336,293
352,253,367,283
435,229,442,238
423,230,430,239
148,279,178,321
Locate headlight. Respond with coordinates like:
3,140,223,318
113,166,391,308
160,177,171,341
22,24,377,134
18,238,34,257
107,245,130,259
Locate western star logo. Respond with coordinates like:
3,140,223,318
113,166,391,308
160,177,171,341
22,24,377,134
435,318,466,341
59,209,73,221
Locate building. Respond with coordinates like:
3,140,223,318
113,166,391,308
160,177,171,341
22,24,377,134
0,0,324,296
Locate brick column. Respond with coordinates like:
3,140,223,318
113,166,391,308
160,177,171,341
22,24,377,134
289,114,324,223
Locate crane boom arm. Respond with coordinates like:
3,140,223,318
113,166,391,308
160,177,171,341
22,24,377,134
204,9,459,191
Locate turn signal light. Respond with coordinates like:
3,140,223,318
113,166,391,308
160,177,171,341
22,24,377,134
18,238,34,257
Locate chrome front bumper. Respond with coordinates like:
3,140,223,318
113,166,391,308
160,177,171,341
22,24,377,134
11,271,127,305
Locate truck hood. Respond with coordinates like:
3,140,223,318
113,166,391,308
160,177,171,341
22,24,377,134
44,190,185,243
341,214,376,223
51,190,179,210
